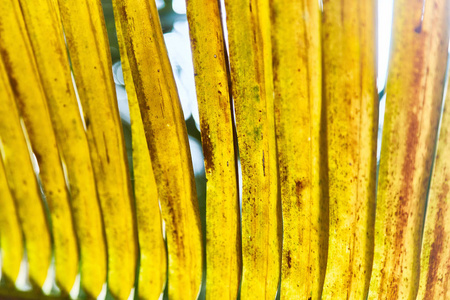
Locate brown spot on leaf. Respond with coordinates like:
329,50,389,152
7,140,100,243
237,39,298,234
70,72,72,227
262,151,265,176
200,122,214,171
295,179,305,196
286,250,292,269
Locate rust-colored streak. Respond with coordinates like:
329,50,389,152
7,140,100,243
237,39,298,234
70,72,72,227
425,181,449,299
394,119,418,297
0,50,18,94
389,52,424,299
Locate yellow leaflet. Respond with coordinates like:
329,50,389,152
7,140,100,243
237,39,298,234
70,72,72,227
112,6,167,299
224,0,281,298
56,0,137,298
321,1,378,299
0,140,23,285
0,51,51,289
113,0,203,298
17,0,107,295
271,0,327,299
369,0,449,299
0,0,77,291
418,57,450,300
185,0,241,298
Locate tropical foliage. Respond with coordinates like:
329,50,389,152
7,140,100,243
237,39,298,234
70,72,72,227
0,0,449,299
